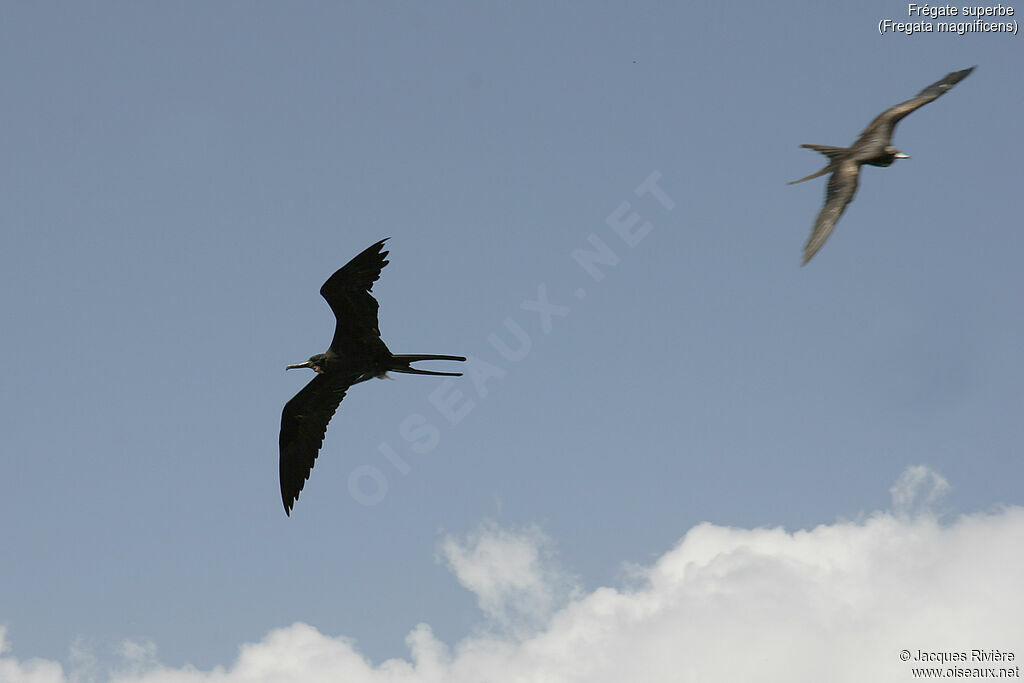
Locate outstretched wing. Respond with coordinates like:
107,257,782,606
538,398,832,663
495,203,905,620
857,67,974,147
319,239,390,352
803,158,860,265
279,373,353,515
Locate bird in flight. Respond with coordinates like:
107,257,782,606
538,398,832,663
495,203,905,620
790,66,974,265
279,239,465,515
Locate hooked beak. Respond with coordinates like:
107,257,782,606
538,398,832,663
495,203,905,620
286,361,314,370
895,152,910,159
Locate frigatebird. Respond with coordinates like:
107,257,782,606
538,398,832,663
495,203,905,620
790,66,974,265
279,239,465,515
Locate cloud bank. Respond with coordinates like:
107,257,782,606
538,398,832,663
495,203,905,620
3,466,1022,683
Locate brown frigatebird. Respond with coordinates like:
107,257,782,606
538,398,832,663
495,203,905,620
280,239,465,515
790,66,974,265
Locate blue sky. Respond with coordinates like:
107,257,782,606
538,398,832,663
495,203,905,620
1,3,1021,680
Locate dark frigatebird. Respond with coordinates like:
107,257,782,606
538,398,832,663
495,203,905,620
279,239,465,515
790,66,974,264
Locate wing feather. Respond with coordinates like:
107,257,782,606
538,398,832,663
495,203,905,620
320,239,390,351
279,373,353,514
856,67,974,146
802,159,860,265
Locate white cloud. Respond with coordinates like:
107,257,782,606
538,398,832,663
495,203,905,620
436,520,577,633
0,627,66,683
890,463,951,517
3,466,1023,683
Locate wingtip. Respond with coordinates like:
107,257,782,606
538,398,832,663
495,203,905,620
946,66,976,84
802,245,821,266
365,237,390,259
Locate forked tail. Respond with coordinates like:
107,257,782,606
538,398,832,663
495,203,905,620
389,354,467,377
788,144,849,184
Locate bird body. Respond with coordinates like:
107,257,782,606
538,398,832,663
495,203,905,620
279,239,465,515
791,66,974,264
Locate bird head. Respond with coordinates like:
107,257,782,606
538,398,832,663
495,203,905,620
286,353,328,374
886,145,910,160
